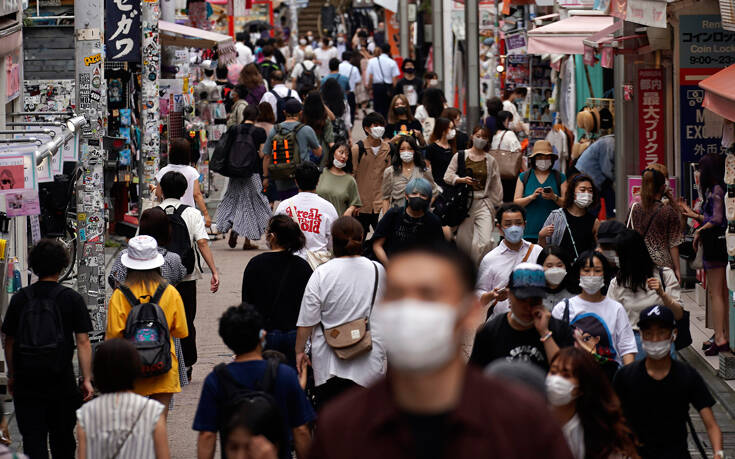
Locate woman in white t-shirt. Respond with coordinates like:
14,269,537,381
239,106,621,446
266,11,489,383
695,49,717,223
295,216,386,410
551,250,637,366
155,138,211,226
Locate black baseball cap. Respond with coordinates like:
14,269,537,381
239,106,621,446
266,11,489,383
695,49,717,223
284,99,303,115
638,305,676,330
597,220,626,245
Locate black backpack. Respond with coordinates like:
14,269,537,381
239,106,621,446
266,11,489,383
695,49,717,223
225,124,259,177
259,60,281,83
119,283,172,378
432,151,473,227
271,89,296,123
296,62,317,95
14,284,67,375
162,204,195,274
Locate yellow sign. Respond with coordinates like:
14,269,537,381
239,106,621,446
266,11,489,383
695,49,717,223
84,54,101,66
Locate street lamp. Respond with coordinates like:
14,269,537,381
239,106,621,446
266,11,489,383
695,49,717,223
65,115,87,132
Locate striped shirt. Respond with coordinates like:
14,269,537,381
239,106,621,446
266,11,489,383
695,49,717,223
77,393,164,459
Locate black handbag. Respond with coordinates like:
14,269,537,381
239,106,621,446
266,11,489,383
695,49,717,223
433,151,473,227
658,267,693,350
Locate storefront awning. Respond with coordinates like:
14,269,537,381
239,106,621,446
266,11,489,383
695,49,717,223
159,21,236,64
699,64,735,122
527,16,615,55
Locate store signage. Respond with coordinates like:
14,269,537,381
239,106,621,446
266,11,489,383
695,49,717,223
105,0,142,62
505,32,527,55
637,69,665,169
5,57,19,102
610,0,667,28
628,175,678,206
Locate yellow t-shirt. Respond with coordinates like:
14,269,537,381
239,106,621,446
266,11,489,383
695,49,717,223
106,282,188,396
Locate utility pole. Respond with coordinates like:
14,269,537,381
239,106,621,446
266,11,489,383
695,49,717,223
614,22,625,219
74,0,107,335
140,0,160,206
432,0,443,84
399,0,409,58
465,0,480,127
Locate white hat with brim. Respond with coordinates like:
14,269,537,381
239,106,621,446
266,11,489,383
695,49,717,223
121,235,165,271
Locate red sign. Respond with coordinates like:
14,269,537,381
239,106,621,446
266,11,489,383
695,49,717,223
638,68,665,169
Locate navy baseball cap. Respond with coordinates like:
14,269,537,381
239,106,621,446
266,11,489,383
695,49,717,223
508,262,547,299
597,220,626,245
638,305,676,330
284,99,303,115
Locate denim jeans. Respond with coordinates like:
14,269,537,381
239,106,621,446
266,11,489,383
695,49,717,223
265,329,297,368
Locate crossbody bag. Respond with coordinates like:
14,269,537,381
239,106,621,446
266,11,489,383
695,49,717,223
288,203,333,270
322,261,379,360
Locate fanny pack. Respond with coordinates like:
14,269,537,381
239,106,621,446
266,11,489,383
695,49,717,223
322,262,379,360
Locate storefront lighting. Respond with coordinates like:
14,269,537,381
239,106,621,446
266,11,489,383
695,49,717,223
65,115,87,133
497,64,505,73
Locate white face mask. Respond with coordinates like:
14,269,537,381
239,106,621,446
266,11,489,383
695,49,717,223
473,137,487,149
428,79,439,87
546,374,578,407
579,275,604,295
447,129,456,140
299,38,307,46
544,267,567,286
370,126,385,139
510,312,535,328
400,151,414,163
601,250,619,267
641,337,672,359
374,299,458,372
574,192,593,208
535,159,552,171
333,158,346,169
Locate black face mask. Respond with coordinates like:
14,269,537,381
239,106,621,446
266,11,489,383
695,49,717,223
394,106,408,115
404,68,415,74
407,196,429,212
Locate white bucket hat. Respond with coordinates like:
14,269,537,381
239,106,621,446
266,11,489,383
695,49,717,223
121,235,165,271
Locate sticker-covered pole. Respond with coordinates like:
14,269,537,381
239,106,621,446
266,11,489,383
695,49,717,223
74,0,107,336
140,0,160,205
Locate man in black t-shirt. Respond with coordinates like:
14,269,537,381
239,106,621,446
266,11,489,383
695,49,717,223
372,177,444,265
470,263,574,371
614,305,723,459
2,240,93,459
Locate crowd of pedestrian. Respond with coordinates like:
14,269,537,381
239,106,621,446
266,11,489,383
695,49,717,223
0,20,730,459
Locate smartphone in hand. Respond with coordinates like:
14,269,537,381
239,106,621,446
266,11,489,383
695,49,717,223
543,187,553,194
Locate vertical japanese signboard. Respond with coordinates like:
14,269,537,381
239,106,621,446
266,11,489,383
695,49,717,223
105,0,142,62
638,69,664,168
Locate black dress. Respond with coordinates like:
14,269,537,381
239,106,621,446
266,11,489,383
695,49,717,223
425,143,454,189
560,208,597,259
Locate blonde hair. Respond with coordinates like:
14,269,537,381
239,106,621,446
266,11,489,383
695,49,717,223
640,163,667,210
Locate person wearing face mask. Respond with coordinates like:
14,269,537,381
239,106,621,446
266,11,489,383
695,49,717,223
574,132,615,219
514,141,567,243
366,44,400,118
384,95,426,145
194,303,315,459
291,35,313,68
491,110,523,202
381,136,438,212
316,142,362,216
441,108,470,151
444,126,504,264
551,250,637,365
539,174,600,261
394,59,423,111
351,112,392,235
372,178,445,265
310,244,576,459
470,263,575,371
501,87,530,135
424,117,457,190
537,246,574,311
614,305,723,459
607,230,683,359
241,215,312,366
476,204,543,319
547,347,640,459
295,217,387,410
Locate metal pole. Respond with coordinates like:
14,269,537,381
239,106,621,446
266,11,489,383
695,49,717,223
74,0,107,337
432,0,443,84
140,0,161,207
399,0,409,58
289,0,299,51
614,47,625,219
465,0,480,127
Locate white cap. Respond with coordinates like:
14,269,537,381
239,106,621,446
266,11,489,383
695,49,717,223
121,235,165,271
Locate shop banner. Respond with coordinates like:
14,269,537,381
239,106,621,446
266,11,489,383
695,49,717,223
505,32,527,55
637,69,665,168
628,175,678,205
105,0,142,62
610,0,666,28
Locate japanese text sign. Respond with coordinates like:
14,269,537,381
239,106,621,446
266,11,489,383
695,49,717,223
105,0,142,62
637,69,665,169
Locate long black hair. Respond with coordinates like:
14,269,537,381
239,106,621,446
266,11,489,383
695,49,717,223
391,135,427,175
615,229,655,293
698,152,725,194
320,78,345,118
536,245,573,291
301,91,326,136
326,141,353,174
422,87,446,118
568,250,614,295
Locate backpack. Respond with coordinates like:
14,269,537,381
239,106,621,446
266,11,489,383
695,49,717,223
226,124,259,178
214,358,280,431
119,283,172,378
271,89,297,123
162,205,195,274
269,123,305,180
432,151,473,227
332,117,348,143
296,62,317,95
258,60,281,83
14,284,67,375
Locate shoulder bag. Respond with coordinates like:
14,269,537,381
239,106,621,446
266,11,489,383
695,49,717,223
657,267,692,350
433,150,473,227
322,261,379,360
288,203,333,270
489,131,523,180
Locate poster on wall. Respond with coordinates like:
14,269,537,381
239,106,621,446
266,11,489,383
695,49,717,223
638,68,665,169
0,152,37,192
105,0,142,62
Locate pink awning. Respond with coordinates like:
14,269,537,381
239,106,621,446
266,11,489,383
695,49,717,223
528,16,615,55
159,21,237,64
699,64,735,122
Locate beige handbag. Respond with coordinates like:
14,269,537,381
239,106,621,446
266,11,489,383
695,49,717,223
322,262,379,360
489,131,523,179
